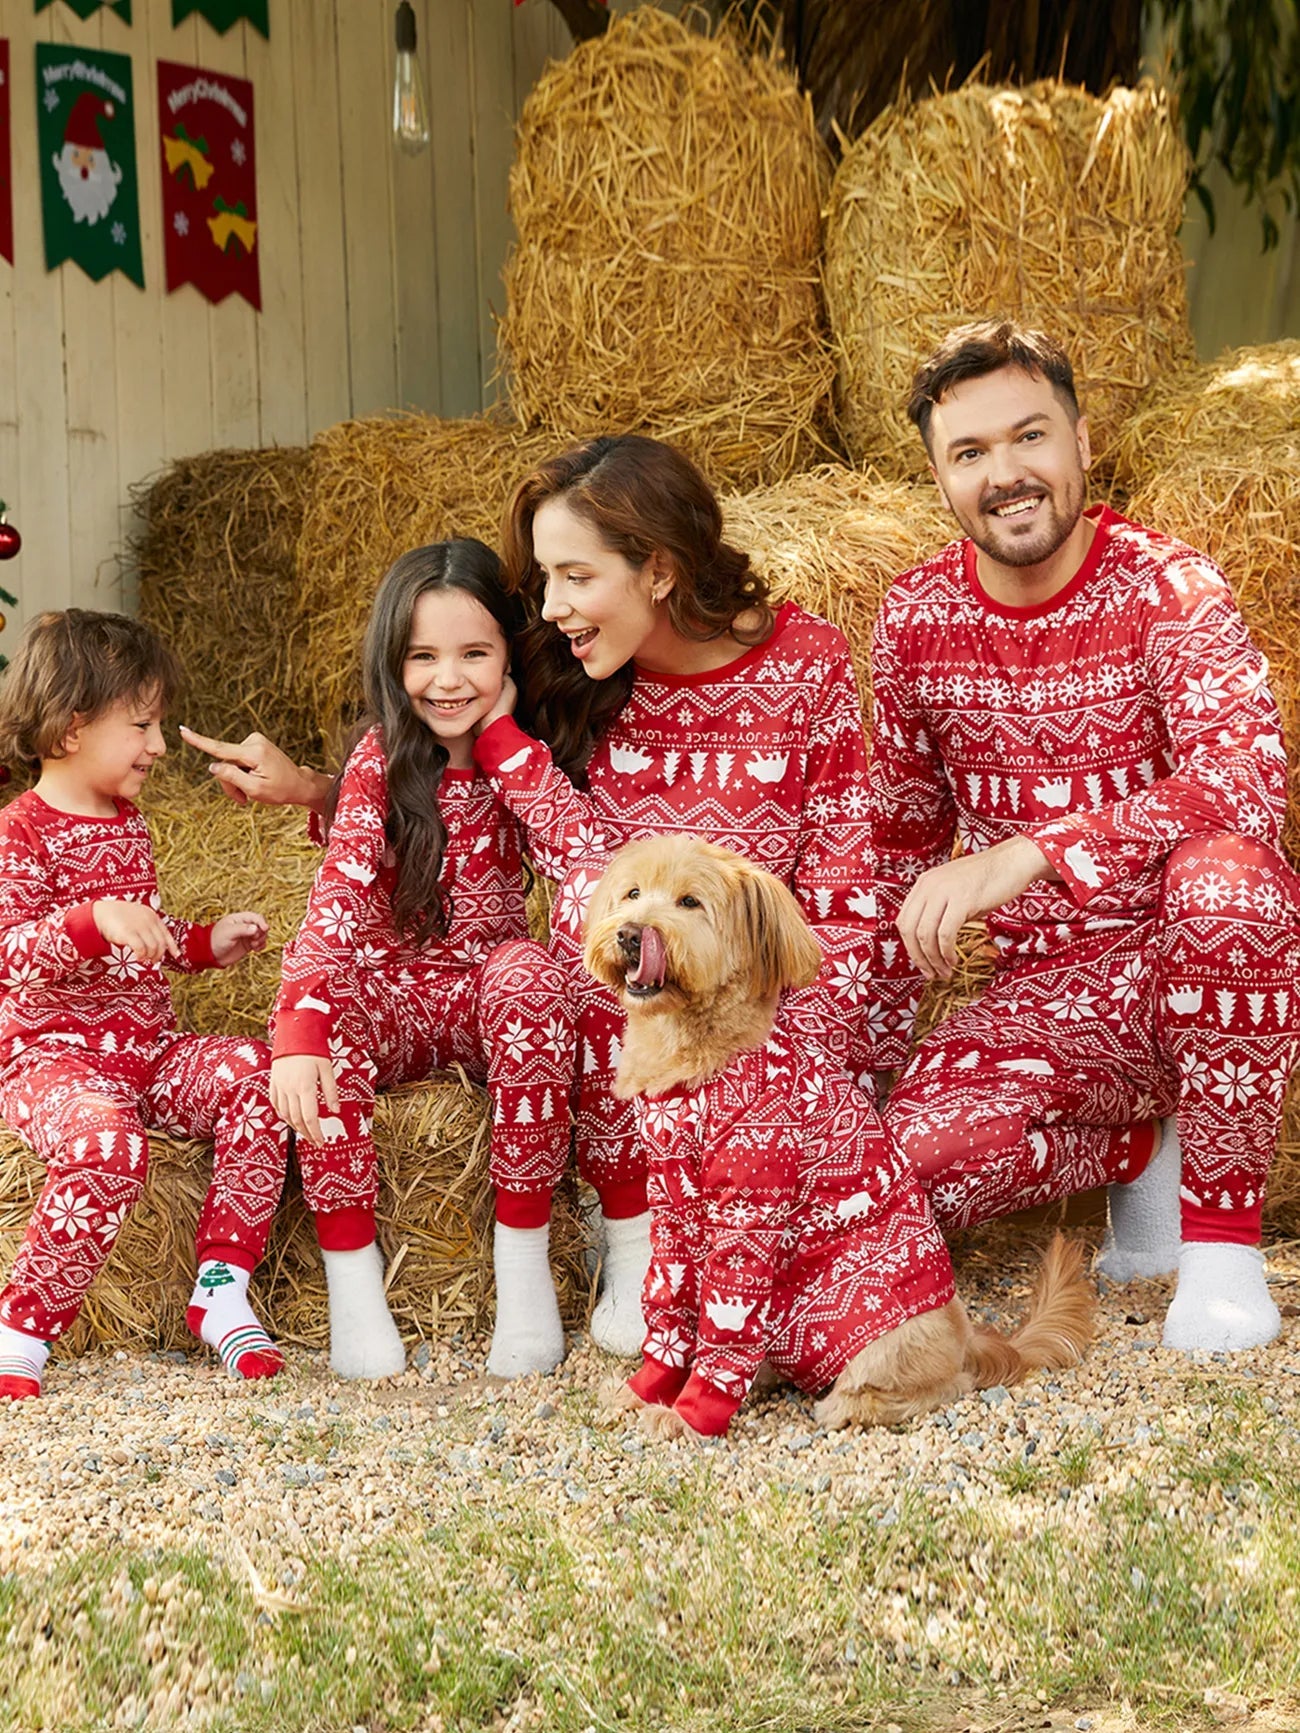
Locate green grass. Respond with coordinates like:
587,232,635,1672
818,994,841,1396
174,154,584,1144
5,1388,1300,1732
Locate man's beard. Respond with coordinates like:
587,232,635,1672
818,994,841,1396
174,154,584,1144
958,465,1088,570
54,149,121,226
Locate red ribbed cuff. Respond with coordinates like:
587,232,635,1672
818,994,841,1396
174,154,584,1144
64,901,111,958
628,1357,690,1407
494,1188,554,1229
594,1176,648,1221
314,1205,376,1252
195,1242,257,1275
673,1371,743,1436
1180,1202,1262,1247
185,923,219,970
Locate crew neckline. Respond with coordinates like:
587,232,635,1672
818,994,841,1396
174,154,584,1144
22,789,135,822
963,504,1116,618
633,601,795,687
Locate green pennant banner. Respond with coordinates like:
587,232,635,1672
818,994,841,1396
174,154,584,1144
34,1,132,21
171,1,269,36
37,44,144,288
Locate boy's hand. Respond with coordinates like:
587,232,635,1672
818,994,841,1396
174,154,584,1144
270,1054,341,1147
475,673,517,735
92,899,181,964
179,726,332,813
211,911,269,968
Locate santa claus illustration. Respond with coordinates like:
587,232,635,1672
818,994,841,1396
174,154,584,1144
53,92,122,226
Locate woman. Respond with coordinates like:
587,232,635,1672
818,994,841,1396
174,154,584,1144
184,435,901,1353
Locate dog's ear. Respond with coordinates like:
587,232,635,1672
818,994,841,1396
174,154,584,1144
735,863,824,997
580,858,623,987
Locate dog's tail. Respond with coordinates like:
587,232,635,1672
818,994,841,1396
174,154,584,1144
963,1234,1096,1389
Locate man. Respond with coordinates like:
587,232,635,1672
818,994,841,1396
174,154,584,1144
872,318,1299,1352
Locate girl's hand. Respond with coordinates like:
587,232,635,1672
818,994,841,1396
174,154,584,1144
210,911,269,967
92,899,181,963
270,1054,341,1147
180,726,332,813
475,673,517,735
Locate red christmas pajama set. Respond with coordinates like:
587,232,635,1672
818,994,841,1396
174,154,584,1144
473,603,891,1220
625,1025,954,1435
0,792,288,1342
872,508,1300,1243
270,728,576,1245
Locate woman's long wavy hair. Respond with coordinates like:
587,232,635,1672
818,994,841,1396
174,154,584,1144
325,539,522,945
501,435,772,782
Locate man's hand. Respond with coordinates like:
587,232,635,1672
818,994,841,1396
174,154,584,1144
270,1054,341,1147
210,911,269,968
92,899,181,964
897,835,1056,981
179,726,332,812
475,673,518,735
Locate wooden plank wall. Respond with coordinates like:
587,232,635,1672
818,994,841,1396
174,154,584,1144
0,0,572,643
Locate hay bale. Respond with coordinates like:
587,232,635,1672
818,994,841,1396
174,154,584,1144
134,447,320,765
825,79,1193,476
1110,341,1300,489
720,466,954,718
1123,444,1300,865
499,7,836,491
294,414,562,757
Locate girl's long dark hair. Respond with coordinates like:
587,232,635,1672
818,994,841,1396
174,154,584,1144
325,539,522,945
501,435,772,783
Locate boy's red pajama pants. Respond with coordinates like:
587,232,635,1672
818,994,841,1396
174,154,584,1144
293,937,576,1249
884,834,1300,1243
0,1034,288,1341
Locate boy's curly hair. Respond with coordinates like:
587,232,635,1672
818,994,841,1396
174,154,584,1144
0,609,183,769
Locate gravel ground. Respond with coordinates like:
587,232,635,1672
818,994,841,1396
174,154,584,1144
4,1220,1300,1732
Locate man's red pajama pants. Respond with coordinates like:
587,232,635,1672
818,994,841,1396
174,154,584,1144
0,1034,288,1341
292,938,576,1251
885,834,1300,1243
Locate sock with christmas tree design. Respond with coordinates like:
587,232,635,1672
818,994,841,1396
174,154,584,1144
186,1259,283,1380
0,1319,51,1400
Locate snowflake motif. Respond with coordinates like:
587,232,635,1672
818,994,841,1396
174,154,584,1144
1060,673,1084,704
1085,730,1102,752
233,1100,276,1141
809,794,837,823
315,901,355,943
1183,671,1229,715
98,1204,129,1245
44,89,60,112
1182,1054,1211,1093
643,1327,691,1368
540,1016,570,1050
675,707,695,728
1189,871,1233,914
1209,1058,1261,1109
798,1074,823,1112
1043,987,1100,1022
1,957,42,988
643,1099,681,1140
173,211,190,237
104,945,143,982
1228,945,1248,968
1109,957,1144,1005
1097,663,1124,697
111,221,127,246
1253,881,1285,922
569,821,606,854
48,1186,96,1239
843,787,869,819
1022,680,1048,713
499,1019,530,1064
828,952,874,1003
735,708,753,727
231,138,247,165
949,674,973,706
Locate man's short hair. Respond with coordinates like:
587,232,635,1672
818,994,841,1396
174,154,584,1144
907,319,1081,453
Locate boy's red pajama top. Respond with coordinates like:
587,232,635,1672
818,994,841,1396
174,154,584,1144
271,728,576,1227
872,506,1300,1239
474,603,888,1213
624,1025,955,1436
0,791,287,1340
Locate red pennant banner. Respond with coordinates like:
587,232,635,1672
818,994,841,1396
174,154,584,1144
158,59,259,309
0,41,12,266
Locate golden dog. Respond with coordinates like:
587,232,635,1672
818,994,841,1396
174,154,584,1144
583,834,1095,1441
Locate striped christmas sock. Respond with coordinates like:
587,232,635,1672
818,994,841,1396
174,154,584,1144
0,1320,51,1400
186,1260,284,1381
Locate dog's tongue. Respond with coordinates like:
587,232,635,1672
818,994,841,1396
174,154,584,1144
627,925,666,989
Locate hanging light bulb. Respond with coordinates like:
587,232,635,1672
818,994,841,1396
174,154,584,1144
393,2,431,156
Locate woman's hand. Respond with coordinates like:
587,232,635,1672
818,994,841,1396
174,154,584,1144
270,1054,341,1147
475,673,517,735
210,911,269,967
179,726,332,812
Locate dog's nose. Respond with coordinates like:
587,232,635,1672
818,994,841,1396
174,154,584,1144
617,924,642,962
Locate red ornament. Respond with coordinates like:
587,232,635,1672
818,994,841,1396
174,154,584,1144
0,502,20,562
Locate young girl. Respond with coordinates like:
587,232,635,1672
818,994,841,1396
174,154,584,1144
0,610,288,1399
269,539,576,1381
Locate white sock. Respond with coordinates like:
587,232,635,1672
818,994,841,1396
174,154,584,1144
589,1210,651,1358
1096,1118,1182,1281
1162,1242,1282,1353
0,1320,50,1399
487,1223,565,1378
187,1261,283,1380
322,1241,406,1380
